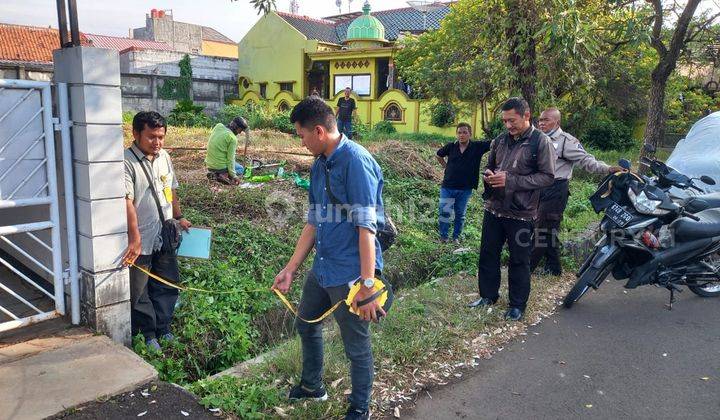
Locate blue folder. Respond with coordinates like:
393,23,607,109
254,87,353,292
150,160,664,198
177,227,212,259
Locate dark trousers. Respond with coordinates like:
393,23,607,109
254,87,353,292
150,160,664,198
530,180,570,275
530,217,563,274
337,119,353,139
130,250,180,340
477,211,534,310
295,271,373,411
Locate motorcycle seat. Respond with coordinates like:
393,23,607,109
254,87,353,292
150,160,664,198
682,192,720,214
670,208,720,242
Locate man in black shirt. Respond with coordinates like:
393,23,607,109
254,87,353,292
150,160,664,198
436,123,491,243
336,87,357,139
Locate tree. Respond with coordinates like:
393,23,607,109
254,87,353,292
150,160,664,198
396,0,630,122
639,1,720,166
230,0,276,15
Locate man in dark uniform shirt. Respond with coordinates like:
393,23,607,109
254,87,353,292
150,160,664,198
436,123,491,242
336,87,357,139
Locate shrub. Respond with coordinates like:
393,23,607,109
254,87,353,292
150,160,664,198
270,112,294,134
217,104,246,125
430,101,457,127
167,100,214,128
352,117,371,140
582,117,635,151
372,120,397,135
216,103,294,134
122,111,135,124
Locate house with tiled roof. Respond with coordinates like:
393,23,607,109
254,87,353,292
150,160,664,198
236,1,479,135
132,9,238,59
85,34,173,53
0,23,89,80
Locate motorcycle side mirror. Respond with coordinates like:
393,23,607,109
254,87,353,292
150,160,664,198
643,143,656,153
619,159,632,170
700,175,716,186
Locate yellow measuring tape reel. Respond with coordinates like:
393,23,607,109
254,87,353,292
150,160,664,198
130,262,389,323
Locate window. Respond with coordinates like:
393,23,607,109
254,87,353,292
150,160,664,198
278,101,290,112
259,83,267,99
334,74,371,96
383,102,403,122
240,78,250,89
279,82,294,92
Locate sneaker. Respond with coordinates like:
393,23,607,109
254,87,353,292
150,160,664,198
439,237,449,244
159,332,175,342
504,307,524,321
467,297,496,308
453,238,461,245
288,383,328,402
145,338,162,352
345,406,370,420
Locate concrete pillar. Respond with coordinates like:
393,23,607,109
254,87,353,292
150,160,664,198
53,46,131,345
150,75,158,112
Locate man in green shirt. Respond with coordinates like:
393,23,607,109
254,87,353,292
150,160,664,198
205,116,248,185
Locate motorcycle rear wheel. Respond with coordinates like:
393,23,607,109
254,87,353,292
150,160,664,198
564,266,610,308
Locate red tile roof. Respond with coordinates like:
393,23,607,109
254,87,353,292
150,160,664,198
0,23,89,64
85,33,173,52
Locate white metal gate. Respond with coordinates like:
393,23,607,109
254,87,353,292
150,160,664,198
0,79,79,332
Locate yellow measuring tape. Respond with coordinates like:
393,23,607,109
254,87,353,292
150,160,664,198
129,262,388,324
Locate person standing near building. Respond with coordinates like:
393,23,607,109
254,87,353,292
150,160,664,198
336,87,357,139
436,122,491,243
468,98,555,321
530,107,622,275
205,116,249,185
123,111,192,351
273,97,388,420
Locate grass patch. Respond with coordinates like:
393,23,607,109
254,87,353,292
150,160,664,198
191,272,575,418
122,123,651,413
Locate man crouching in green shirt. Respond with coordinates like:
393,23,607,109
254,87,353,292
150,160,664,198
205,116,248,185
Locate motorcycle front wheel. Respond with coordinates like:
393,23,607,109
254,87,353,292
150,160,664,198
688,281,720,297
564,265,611,308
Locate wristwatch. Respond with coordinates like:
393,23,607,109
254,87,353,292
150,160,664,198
362,277,375,288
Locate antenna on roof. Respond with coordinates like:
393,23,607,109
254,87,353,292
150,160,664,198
407,1,443,30
335,0,342,13
290,0,299,14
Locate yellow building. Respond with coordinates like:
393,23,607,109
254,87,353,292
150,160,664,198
236,1,485,136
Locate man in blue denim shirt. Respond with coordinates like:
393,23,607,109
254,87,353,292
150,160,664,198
272,98,386,420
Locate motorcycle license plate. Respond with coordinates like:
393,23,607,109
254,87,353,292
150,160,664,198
606,203,633,227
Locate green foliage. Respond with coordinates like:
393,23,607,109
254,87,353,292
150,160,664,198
122,111,135,124
218,103,294,134
158,54,193,100
664,77,720,134
582,116,635,151
167,100,214,128
429,102,457,127
352,116,370,139
372,120,397,135
190,376,282,419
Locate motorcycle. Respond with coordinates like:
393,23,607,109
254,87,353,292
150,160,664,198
563,153,720,309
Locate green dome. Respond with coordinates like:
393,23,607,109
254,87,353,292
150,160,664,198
346,1,386,42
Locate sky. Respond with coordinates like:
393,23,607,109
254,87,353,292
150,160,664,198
1,0,417,42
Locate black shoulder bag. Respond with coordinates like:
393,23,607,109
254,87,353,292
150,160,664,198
130,149,183,253
324,167,397,251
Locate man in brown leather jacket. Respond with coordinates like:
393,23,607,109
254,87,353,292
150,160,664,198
468,97,556,321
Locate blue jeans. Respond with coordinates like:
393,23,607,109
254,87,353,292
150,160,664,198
438,188,473,240
338,119,353,139
296,271,372,411
234,161,245,176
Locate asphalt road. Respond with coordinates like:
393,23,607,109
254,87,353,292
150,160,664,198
408,280,720,420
